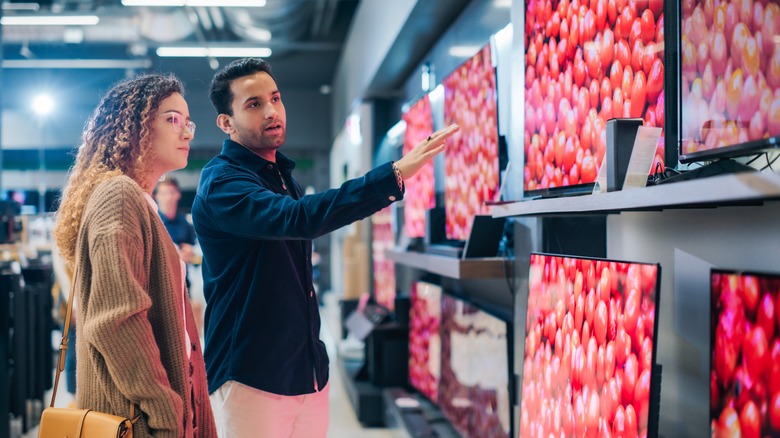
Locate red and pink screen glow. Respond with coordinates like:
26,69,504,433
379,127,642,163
409,281,442,404
522,0,666,192
371,206,395,311
443,44,500,241
519,254,659,437
710,270,780,436
402,95,435,239
680,0,780,157
439,294,510,438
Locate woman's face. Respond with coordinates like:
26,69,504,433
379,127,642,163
150,92,193,177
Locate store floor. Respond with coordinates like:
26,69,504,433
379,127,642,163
23,291,391,438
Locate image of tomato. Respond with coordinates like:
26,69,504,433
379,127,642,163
520,255,659,436
681,0,780,156
522,0,665,192
443,45,499,241
711,270,780,437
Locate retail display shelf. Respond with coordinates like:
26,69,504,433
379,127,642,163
385,249,506,279
490,171,780,218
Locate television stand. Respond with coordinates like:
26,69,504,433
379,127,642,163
654,158,756,185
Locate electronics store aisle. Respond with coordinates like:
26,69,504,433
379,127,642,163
23,293,392,438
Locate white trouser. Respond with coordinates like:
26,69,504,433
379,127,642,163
210,380,330,438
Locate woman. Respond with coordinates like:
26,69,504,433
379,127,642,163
52,73,217,437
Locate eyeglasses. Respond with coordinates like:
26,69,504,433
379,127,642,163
163,112,196,135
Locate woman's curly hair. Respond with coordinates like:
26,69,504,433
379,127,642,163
53,73,184,269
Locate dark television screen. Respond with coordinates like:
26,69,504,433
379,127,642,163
409,281,443,404
522,0,666,194
710,269,780,436
679,0,780,163
442,43,500,241
440,293,510,437
402,94,435,239
371,206,395,311
519,253,660,436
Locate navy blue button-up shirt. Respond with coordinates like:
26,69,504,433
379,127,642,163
192,139,403,396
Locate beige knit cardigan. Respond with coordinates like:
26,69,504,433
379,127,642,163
73,175,216,437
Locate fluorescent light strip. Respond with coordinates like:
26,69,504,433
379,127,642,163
122,0,266,6
156,47,272,58
1,15,100,26
1,2,40,11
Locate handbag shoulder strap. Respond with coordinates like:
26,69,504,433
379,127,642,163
49,263,138,422
49,263,77,408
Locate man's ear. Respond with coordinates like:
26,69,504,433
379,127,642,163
216,114,234,135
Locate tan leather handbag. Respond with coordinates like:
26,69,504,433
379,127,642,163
38,268,139,438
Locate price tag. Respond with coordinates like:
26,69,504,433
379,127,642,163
623,126,662,190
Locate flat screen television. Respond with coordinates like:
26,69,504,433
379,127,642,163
519,253,661,437
442,43,501,241
522,0,666,195
439,293,511,438
371,206,396,311
408,281,443,404
402,94,436,239
677,0,780,169
710,269,780,436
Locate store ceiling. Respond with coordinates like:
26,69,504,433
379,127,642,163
1,0,360,90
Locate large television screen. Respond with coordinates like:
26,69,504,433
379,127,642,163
402,94,436,239
409,281,443,404
679,0,780,163
519,253,660,437
440,293,511,438
442,43,500,241
522,0,666,194
710,269,780,436
371,206,395,311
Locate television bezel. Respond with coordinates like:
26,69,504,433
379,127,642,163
437,289,514,438
441,41,506,242
407,280,444,406
709,267,780,433
519,252,663,436
675,0,780,165
401,93,436,239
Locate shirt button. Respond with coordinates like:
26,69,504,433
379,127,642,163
266,164,273,170
388,196,396,201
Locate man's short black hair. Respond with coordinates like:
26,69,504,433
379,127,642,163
209,58,274,116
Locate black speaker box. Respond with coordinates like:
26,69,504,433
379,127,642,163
424,207,446,246
394,293,410,326
606,118,644,191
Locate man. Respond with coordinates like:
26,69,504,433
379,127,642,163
192,57,458,438
155,176,197,273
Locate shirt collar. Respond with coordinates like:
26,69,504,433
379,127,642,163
143,192,159,213
221,138,296,173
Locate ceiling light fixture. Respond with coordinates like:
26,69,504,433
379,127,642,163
448,45,481,58
122,0,266,7
1,2,40,11
156,46,272,58
0,15,100,26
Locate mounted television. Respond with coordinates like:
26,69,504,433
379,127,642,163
522,0,666,196
710,269,780,436
678,0,780,173
439,293,511,438
408,281,442,404
442,43,501,241
371,206,395,311
402,94,436,239
519,253,661,437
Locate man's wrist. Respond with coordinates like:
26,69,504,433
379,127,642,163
391,162,404,192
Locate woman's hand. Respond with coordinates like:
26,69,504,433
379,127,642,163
394,124,460,180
